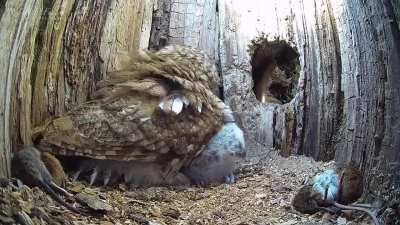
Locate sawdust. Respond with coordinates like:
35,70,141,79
0,148,376,225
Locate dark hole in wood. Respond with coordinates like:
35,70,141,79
269,82,290,103
248,37,300,104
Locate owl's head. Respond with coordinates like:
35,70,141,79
156,45,221,94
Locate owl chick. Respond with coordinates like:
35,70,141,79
32,45,244,187
182,106,246,186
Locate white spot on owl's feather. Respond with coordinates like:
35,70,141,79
197,104,203,113
158,95,185,114
182,96,190,106
140,117,151,122
172,97,184,114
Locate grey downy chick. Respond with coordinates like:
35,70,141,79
182,106,246,186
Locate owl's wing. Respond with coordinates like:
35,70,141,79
34,46,225,177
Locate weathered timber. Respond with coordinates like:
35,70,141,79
334,0,400,203
0,0,43,178
217,0,399,202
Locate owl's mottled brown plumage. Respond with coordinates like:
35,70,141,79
33,45,227,184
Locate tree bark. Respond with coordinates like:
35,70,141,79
0,0,42,178
334,0,400,202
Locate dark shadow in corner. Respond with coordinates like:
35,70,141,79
248,36,300,104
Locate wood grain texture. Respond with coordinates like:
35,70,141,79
100,0,155,73
0,0,42,177
32,0,76,127
218,0,302,157
334,0,400,202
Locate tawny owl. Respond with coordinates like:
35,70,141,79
32,45,246,187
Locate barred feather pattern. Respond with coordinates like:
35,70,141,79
34,46,226,184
